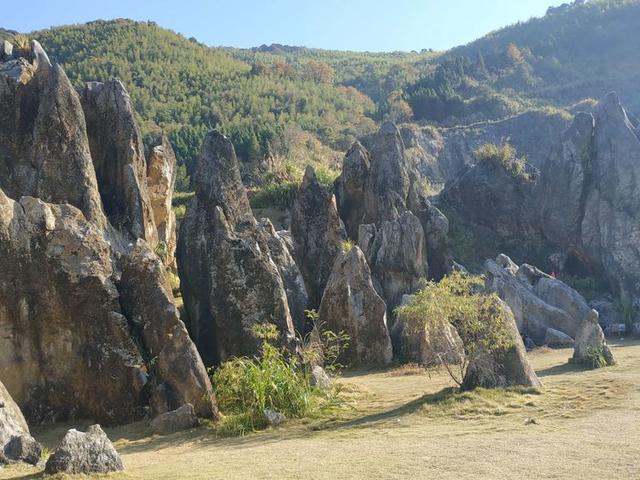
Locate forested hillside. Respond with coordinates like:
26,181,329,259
21,0,640,188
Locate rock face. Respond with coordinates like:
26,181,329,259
462,300,542,390
484,255,591,344
358,211,428,310
291,166,347,308
538,92,640,304
0,381,41,465
150,403,199,435
318,247,393,367
0,40,106,229
119,242,217,419
0,192,147,423
147,136,178,267
335,142,370,240
544,328,575,348
178,131,296,365
0,41,214,425
571,310,616,366
81,80,157,244
45,425,123,475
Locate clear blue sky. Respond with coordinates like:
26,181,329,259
4,0,566,52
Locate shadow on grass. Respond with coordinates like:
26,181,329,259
535,361,589,378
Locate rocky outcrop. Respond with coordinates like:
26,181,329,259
177,132,296,365
150,403,199,435
0,192,147,424
0,41,214,425
45,425,123,475
358,211,428,310
484,255,590,344
462,299,542,390
571,310,616,366
81,80,157,244
544,328,575,348
335,142,370,240
147,136,178,267
119,242,217,419
291,166,347,308
0,381,41,466
0,40,106,229
318,247,393,367
258,219,308,333
538,93,640,304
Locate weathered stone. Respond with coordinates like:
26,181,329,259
119,241,217,419
0,42,106,229
544,328,575,348
358,211,428,310
335,142,370,240
0,41,13,60
264,409,286,426
81,80,157,244
0,192,147,424
147,136,178,267
0,381,41,466
462,300,542,390
45,425,123,475
150,403,199,435
3,434,42,465
310,366,332,389
318,247,392,367
258,219,308,333
178,132,295,365
484,256,586,343
391,314,464,366
291,166,347,308
572,310,616,366
589,297,620,333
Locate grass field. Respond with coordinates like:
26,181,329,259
3,340,639,479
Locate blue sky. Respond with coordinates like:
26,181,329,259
5,0,566,52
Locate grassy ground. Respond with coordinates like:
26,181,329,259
3,340,640,479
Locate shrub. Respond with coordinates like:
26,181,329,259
395,272,514,387
249,181,299,209
212,323,342,436
585,345,608,369
474,143,532,181
340,239,355,253
299,309,350,374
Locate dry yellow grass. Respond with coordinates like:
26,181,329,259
3,340,640,479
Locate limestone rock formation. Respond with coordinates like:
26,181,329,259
538,92,640,304
0,192,147,424
0,41,214,425
0,40,106,229
258,219,308,333
335,142,370,240
0,381,41,466
484,255,590,344
147,136,178,267
45,425,123,475
150,403,199,435
544,328,575,348
318,247,393,367
178,131,296,365
571,310,616,366
358,211,428,310
119,242,217,419
81,80,157,244
291,166,347,308
462,300,542,390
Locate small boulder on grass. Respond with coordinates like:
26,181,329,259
150,403,199,435
44,425,123,475
310,366,332,389
4,434,42,466
571,310,616,367
264,409,286,427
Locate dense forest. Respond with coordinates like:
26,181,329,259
17,0,640,189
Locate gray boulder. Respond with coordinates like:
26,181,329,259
544,328,575,348
45,425,123,475
571,310,616,366
335,142,370,240
1,381,41,466
3,434,42,466
291,166,347,308
310,366,332,389
318,247,393,367
150,403,198,435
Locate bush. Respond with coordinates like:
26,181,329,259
212,323,340,436
474,143,532,181
395,272,514,387
585,345,608,369
249,181,300,209
299,310,350,374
